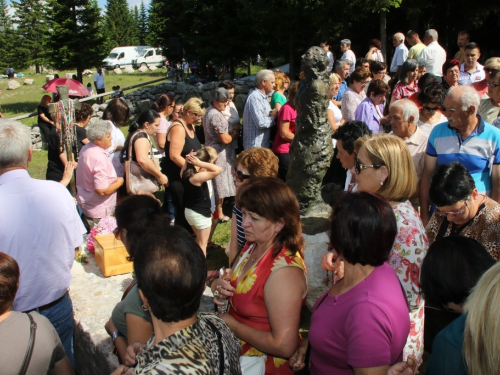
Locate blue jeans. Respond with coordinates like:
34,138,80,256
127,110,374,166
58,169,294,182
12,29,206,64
37,292,75,372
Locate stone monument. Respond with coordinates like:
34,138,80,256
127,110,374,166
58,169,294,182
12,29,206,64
287,46,334,308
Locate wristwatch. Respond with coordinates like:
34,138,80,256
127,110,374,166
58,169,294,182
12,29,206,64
111,331,122,342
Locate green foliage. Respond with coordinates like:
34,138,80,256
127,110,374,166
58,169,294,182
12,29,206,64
105,0,136,47
0,0,17,70
47,0,107,79
138,1,149,45
130,6,140,45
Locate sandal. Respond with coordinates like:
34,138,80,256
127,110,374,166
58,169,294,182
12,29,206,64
218,216,231,223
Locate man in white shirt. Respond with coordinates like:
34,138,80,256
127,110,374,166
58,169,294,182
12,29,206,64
458,42,485,86
419,29,447,83
340,39,356,75
93,67,105,104
390,32,408,75
320,40,334,73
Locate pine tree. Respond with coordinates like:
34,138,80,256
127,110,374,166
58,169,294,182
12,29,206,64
0,0,16,70
105,0,136,47
11,0,49,72
130,5,140,45
138,1,148,45
47,0,107,80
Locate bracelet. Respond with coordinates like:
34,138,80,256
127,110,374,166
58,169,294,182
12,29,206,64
111,331,122,342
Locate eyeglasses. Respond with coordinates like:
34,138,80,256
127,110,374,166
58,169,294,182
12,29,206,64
487,81,500,89
484,68,499,74
354,157,382,174
422,106,441,112
435,199,469,217
192,112,203,118
235,170,251,182
113,227,121,240
359,80,368,86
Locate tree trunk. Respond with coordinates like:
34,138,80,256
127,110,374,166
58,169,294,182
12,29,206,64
247,56,251,76
35,63,40,74
380,11,387,63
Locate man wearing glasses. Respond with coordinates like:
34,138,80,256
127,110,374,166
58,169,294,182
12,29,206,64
419,85,500,226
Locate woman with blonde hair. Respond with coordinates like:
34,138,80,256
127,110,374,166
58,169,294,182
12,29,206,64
464,261,500,375
323,133,428,365
160,97,205,230
327,73,344,133
270,72,290,111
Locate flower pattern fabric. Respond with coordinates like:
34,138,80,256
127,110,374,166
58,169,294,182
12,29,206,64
229,244,306,375
392,200,428,364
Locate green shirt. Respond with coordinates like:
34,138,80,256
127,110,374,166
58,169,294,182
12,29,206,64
270,92,287,109
111,284,152,338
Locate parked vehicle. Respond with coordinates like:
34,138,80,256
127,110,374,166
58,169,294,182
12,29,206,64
132,48,167,68
102,46,150,69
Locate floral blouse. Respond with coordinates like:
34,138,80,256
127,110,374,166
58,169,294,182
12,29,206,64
390,200,428,364
341,88,366,122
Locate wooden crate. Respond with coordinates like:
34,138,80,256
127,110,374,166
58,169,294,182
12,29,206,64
94,233,133,277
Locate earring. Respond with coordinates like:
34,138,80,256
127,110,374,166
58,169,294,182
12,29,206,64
380,181,384,186
142,304,149,311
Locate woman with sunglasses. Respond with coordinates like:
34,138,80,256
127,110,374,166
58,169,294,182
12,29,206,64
471,58,500,98
416,82,447,134
160,97,204,230
478,69,500,124
105,195,170,364
426,162,500,260
323,133,428,365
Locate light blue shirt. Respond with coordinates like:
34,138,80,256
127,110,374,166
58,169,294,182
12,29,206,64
242,88,275,149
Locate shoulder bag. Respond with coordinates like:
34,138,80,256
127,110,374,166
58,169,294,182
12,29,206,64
19,313,37,375
124,130,160,195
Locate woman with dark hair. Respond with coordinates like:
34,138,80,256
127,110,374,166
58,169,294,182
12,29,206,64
0,252,72,374
291,192,410,374
441,59,461,91
111,226,241,374
409,72,438,107
391,59,418,103
341,67,370,121
426,162,500,260
151,93,175,157
370,61,391,84
37,94,55,145
105,195,170,364
161,97,204,230
416,82,447,134
366,38,384,62
102,98,131,177
219,80,240,130
420,236,495,370
76,120,124,229
120,110,169,194
355,79,390,134
272,82,299,180
203,88,240,222
213,177,307,375
74,102,93,155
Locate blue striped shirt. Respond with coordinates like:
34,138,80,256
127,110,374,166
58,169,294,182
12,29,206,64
242,88,275,149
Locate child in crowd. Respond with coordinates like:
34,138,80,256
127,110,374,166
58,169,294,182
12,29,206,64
205,147,221,251
182,147,221,255
87,83,93,96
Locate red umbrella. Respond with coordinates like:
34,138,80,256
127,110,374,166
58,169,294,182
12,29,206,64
42,78,91,97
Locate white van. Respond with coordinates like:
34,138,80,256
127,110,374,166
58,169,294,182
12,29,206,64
132,48,167,68
102,46,150,69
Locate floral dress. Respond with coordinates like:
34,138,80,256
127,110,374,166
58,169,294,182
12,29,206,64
390,201,428,364
229,244,306,375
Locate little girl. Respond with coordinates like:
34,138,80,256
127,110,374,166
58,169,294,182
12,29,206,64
182,147,221,255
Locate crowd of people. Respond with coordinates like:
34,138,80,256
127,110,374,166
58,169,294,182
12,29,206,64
1,26,500,375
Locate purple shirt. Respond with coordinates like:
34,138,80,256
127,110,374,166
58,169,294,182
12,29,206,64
308,263,410,374
76,142,118,218
354,97,384,134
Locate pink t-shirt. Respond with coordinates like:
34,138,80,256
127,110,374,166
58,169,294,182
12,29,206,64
272,102,296,154
308,263,410,374
76,143,118,219
153,117,170,156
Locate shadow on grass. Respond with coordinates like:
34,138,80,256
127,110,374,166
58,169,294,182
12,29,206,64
1,101,39,116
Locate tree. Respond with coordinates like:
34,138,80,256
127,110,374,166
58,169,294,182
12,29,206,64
47,0,107,80
0,0,17,70
131,6,140,45
105,0,136,47
11,0,49,72
138,1,148,45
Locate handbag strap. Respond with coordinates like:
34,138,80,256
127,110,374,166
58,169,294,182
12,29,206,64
128,130,153,161
205,318,224,375
19,313,37,375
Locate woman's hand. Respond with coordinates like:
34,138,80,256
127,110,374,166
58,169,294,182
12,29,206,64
124,341,144,367
212,277,235,306
185,154,200,166
386,355,419,375
110,365,133,375
59,162,75,187
321,251,344,280
157,173,169,186
288,338,309,372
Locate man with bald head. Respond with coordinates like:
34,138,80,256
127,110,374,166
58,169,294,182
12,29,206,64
419,86,500,225
419,29,447,83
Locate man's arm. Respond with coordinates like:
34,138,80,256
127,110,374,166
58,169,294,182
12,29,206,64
490,164,500,203
248,95,275,129
419,154,438,227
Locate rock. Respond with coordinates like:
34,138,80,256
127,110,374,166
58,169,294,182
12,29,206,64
7,80,20,90
302,230,330,310
176,83,187,94
65,73,75,79
92,104,100,113
46,75,54,82
234,94,246,117
103,69,109,75
83,70,93,76
113,68,122,75
202,90,211,102
148,65,157,71
23,79,34,85
99,104,107,111
138,99,151,112
203,82,219,90
138,66,148,73
124,66,134,74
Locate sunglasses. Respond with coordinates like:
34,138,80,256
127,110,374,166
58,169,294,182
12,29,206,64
235,170,251,182
422,106,441,112
484,68,499,74
487,81,500,89
354,157,382,174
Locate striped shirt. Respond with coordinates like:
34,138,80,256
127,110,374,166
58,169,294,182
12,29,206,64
426,117,500,195
232,204,246,250
242,88,275,149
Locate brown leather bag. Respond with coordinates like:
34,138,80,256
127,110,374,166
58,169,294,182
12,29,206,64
124,130,159,195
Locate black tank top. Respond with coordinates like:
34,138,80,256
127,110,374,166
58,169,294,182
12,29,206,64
183,179,211,217
162,120,201,182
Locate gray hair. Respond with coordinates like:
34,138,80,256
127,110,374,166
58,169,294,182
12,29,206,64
0,120,32,170
390,99,420,123
400,59,418,84
425,29,438,41
415,57,428,67
211,87,231,103
87,120,112,143
393,32,405,42
458,86,480,114
255,69,274,86
340,39,351,46
334,59,350,71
